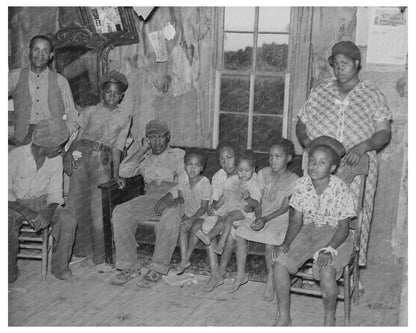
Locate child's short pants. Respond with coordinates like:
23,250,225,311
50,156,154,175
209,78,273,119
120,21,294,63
274,223,353,280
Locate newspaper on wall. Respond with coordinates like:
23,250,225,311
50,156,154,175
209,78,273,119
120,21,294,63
366,7,407,65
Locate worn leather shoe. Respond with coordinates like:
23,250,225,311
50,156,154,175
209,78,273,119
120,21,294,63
53,269,73,281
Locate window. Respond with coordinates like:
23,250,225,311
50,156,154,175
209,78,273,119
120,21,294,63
213,7,291,152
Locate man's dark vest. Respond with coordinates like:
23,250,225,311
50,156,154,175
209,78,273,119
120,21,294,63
13,68,65,143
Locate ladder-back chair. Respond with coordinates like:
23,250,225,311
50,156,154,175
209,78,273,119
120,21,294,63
17,221,53,279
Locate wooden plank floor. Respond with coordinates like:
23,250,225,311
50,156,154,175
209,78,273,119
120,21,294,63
8,257,402,326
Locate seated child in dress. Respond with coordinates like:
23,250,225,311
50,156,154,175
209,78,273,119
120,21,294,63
161,151,212,274
233,138,299,298
196,150,262,255
176,142,237,273
271,136,356,326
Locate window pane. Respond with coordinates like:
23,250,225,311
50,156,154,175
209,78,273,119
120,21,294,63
252,116,283,152
256,34,289,72
224,7,255,31
220,76,250,113
219,113,248,152
258,7,291,32
224,33,253,71
254,76,285,115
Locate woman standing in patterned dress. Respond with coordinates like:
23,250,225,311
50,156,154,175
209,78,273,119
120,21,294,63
295,41,392,266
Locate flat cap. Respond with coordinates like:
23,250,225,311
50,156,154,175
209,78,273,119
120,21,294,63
32,119,69,147
328,41,361,65
145,119,169,136
309,135,346,159
99,70,128,89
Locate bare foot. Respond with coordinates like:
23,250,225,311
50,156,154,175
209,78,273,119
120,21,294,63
229,275,249,293
275,315,292,326
324,313,336,326
214,241,225,255
176,260,191,275
262,279,274,301
203,275,224,293
196,230,211,245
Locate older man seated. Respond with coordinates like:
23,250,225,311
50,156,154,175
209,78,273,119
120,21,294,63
110,119,186,286
8,119,77,283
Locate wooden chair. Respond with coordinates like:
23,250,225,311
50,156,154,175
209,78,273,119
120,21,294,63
17,221,53,279
289,154,369,326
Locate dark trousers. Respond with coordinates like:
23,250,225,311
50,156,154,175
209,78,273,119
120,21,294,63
8,197,77,281
67,146,111,264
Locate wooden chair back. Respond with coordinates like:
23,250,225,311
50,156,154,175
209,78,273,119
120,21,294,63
336,154,370,251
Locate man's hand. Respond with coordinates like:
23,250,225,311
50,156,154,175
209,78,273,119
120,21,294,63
250,217,267,231
154,194,172,216
28,213,50,232
344,143,366,167
21,207,38,223
271,243,290,262
113,176,126,189
316,250,333,267
141,137,152,151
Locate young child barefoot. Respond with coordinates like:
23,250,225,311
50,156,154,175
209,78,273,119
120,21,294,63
197,150,262,258
165,151,212,274
194,142,238,292
235,138,299,299
272,137,356,326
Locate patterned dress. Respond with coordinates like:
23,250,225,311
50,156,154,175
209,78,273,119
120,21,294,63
290,175,356,228
298,78,392,265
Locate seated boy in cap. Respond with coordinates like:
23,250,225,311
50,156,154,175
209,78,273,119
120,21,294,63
109,119,186,286
271,136,356,326
65,70,131,267
8,119,77,283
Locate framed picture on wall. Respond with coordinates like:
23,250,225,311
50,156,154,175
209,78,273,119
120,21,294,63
78,7,139,47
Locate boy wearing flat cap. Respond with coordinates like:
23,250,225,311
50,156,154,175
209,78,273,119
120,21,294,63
109,119,186,286
65,70,131,267
271,136,356,326
8,119,77,283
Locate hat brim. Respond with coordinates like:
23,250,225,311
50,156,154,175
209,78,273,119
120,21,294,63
309,136,346,158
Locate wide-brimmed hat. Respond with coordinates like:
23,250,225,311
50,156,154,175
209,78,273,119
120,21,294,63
145,119,169,136
32,119,69,147
309,136,346,159
99,70,128,89
328,41,361,66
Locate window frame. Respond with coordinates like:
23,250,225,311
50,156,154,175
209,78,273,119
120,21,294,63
212,7,292,152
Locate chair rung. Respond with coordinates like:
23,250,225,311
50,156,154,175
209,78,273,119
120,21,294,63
294,272,315,280
20,244,43,250
291,286,322,296
18,236,43,242
293,273,346,284
20,227,36,234
290,287,345,300
17,253,42,259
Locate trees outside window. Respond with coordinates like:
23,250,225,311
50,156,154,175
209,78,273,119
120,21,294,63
213,7,291,152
